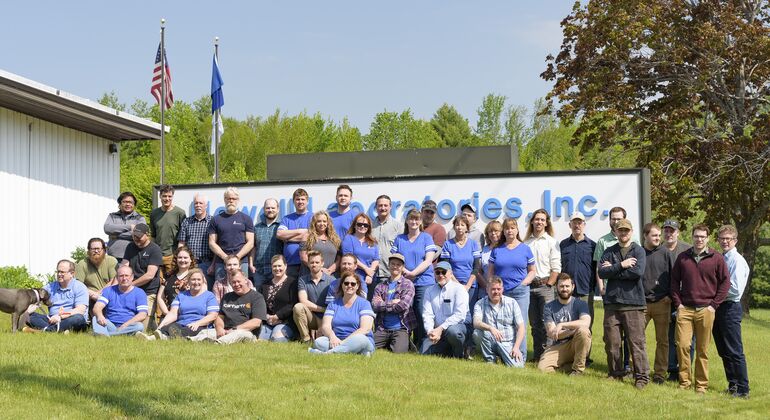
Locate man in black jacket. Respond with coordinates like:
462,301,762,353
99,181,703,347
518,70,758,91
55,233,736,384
599,219,649,389
641,223,673,384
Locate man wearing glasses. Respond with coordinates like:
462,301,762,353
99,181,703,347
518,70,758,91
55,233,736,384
671,224,731,394
420,262,469,358
76,238,118,313
713,225,750,398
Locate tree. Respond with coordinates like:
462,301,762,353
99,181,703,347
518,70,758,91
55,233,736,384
363,109,443,150
542,0,770,313
475,94,507,144
431,104,475,147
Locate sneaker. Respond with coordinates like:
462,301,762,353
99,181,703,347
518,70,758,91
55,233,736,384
725,385,738,395
634,381,647,390
652,376,665,385
362,351,372,358
731,391,749,399
153,330,167,340
585,358,594,367
63,330,71,335
22,326,40,333
569,370,583,377
667,371,679,382
695,388,707,395
135,332,155,341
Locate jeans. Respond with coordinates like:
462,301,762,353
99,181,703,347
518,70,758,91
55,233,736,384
504,284,530,359
374,328,410,353
258,323,296,342
159,322,201,338
473,329,525,368
420,323,468,358
412,285,429,346
529,284,555,361
252,271,272,289
214,261,249,282
27,313,87,333
712,301,749,395
197,260,215,291
313,334,374,355
92,316,145,336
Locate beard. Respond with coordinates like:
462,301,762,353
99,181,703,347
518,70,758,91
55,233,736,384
558,291,572,300
226,203,237,213
90,254,105,266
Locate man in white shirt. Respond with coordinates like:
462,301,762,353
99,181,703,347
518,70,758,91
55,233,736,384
421,262,469,358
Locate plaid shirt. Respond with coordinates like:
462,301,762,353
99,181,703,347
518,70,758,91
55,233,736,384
177,214,212,262
371,276,417,332
254,219,282,277
473,295,524,343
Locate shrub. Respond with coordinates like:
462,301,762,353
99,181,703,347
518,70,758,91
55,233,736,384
0,266,45,289
70,246,87,263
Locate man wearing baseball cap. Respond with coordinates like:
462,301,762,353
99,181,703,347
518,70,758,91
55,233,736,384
661,218,693,381
421,261,469,358
372,253,416,353
121,222,163,330
421,200,447,249
598,219,650,389
448,203,485,250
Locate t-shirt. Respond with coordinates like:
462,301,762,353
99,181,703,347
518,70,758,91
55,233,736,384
441,239,481,285
44,279,89,317
383,280,402,330
326,277,368,304
171,290,219,326
391,233,438,287
97,285,148,326
325,296,375,345
299,238,339,274
219,289,268,331
123,241,163,295
278,212,312,265
341,235,380,280
489,243,535,291
329,208,359,240
208,211,255,262
543,297,590,345
150,205,187,256
75,255,118,292
423,222,447,248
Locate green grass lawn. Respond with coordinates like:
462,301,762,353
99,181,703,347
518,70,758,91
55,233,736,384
0,306,767,419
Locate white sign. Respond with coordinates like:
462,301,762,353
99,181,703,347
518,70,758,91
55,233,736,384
169,170,648,242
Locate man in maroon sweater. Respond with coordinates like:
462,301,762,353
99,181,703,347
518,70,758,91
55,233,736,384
670,224,730,394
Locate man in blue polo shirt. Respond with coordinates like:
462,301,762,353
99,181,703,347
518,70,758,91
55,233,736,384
277,188,312,278
92,265,148,336
24,260,88,333
328,184,359,241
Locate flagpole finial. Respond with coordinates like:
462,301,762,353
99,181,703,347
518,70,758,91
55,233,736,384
215,36,219,45
161,18,166,27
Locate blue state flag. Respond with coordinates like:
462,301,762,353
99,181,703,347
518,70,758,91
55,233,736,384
211,54,224,154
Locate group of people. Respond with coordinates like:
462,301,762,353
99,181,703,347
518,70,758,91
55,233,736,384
24,185,750,398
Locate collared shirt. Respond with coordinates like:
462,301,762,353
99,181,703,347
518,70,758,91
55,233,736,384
253,219,283,276
44,279,89,317
177,214,213,262
422,280,469,333
298,272,335,317
372,215,403,278
524,233,561,278
372,275,417,332
559,235,596,296
473,295,523,343
723,247,749,302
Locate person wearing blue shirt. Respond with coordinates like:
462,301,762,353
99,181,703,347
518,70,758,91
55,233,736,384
139,269,219,340
421,262,470,358
207,187,255,280
342,213,380,296
25,260,88,333
325,254,368,304
488,218,536,359
92,266,148,337
391,209,438,347
277,188,312,279
441,216,481,316
310,272,375,355
328,184,359,241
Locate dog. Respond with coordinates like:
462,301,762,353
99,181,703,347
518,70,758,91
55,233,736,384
0,288,52,333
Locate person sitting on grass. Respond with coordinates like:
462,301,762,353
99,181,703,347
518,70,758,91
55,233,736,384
310,271,375,355
24,259,89,334
258,255,298,342
421,262,470,358
137,269,219,340
92,265,148,337
372,253,416,353
472,275,526,367
538,273,592,375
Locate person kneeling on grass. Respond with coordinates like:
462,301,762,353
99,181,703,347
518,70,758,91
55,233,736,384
92,266,148,337
372,253,416,353
473,276,525,367
310,271,375,355
538,273,592,375
421,262,470,358
137,269,219,340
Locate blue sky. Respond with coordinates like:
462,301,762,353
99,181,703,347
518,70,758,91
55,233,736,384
2,1,575,132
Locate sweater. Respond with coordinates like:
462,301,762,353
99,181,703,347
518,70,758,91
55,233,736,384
671,247,730,309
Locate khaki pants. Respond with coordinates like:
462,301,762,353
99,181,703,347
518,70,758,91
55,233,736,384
538,326,592,373
142,294,157,331
577,293,595,360
161,255,174,279
293,303,321,342
644,298,671,380
676,306,715,391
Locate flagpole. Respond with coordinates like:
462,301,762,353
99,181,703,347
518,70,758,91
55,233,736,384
214,37,220,183
160,18,167,185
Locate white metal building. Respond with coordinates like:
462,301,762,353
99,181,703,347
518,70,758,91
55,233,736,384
0,69,161,276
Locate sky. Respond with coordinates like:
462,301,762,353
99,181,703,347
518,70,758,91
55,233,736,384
2,1,575,133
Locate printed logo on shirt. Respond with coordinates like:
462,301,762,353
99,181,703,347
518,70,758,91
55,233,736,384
142,252,149,257
233,220,242,225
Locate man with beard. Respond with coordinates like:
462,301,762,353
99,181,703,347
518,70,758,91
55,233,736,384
538,273,591,375
208,187,255,281
372,195,402,293
75,237,118,312
250,198,283,288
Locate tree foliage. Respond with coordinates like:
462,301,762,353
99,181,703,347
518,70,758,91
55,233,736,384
363,109,443,150
542,0,770,312
431,104,476,147
475,94,507,144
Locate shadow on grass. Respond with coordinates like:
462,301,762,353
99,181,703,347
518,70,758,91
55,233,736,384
0,364,201,419
745,314,770,330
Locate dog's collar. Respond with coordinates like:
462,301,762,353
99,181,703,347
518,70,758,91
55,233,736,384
33,289,41,304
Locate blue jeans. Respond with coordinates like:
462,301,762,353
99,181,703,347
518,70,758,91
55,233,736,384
252,271,272,288
504,283,530,359
27,312,87,333
258,323,295,342
473,329,525,368
313,334,375,355
420,323,468,358
412,285,429,346
214,262,250,282
91,316,145,336
198,261,215,291
713,301,749,394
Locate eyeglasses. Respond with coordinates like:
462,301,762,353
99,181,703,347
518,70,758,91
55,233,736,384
692,235,708,240
356,223,370,228
434,270,447,276
342,281,358,287
88,248,103,252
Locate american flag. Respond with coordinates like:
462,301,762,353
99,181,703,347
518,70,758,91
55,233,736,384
151,43,174,109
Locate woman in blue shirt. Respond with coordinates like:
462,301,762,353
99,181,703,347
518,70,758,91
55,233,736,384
310,271,375,355
342,213,380,291
390,209,437,345
441,216,481,314
487,217,536,358
479,220,503,300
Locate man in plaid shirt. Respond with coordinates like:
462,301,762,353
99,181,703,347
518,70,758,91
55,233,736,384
177,194,213,288
250,198,283,287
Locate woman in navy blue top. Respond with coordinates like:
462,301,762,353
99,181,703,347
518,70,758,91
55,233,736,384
341,213,380,289
310,271,375,355
440,216,481,314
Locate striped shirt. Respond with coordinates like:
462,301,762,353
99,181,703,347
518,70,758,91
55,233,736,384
177,214,212,262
